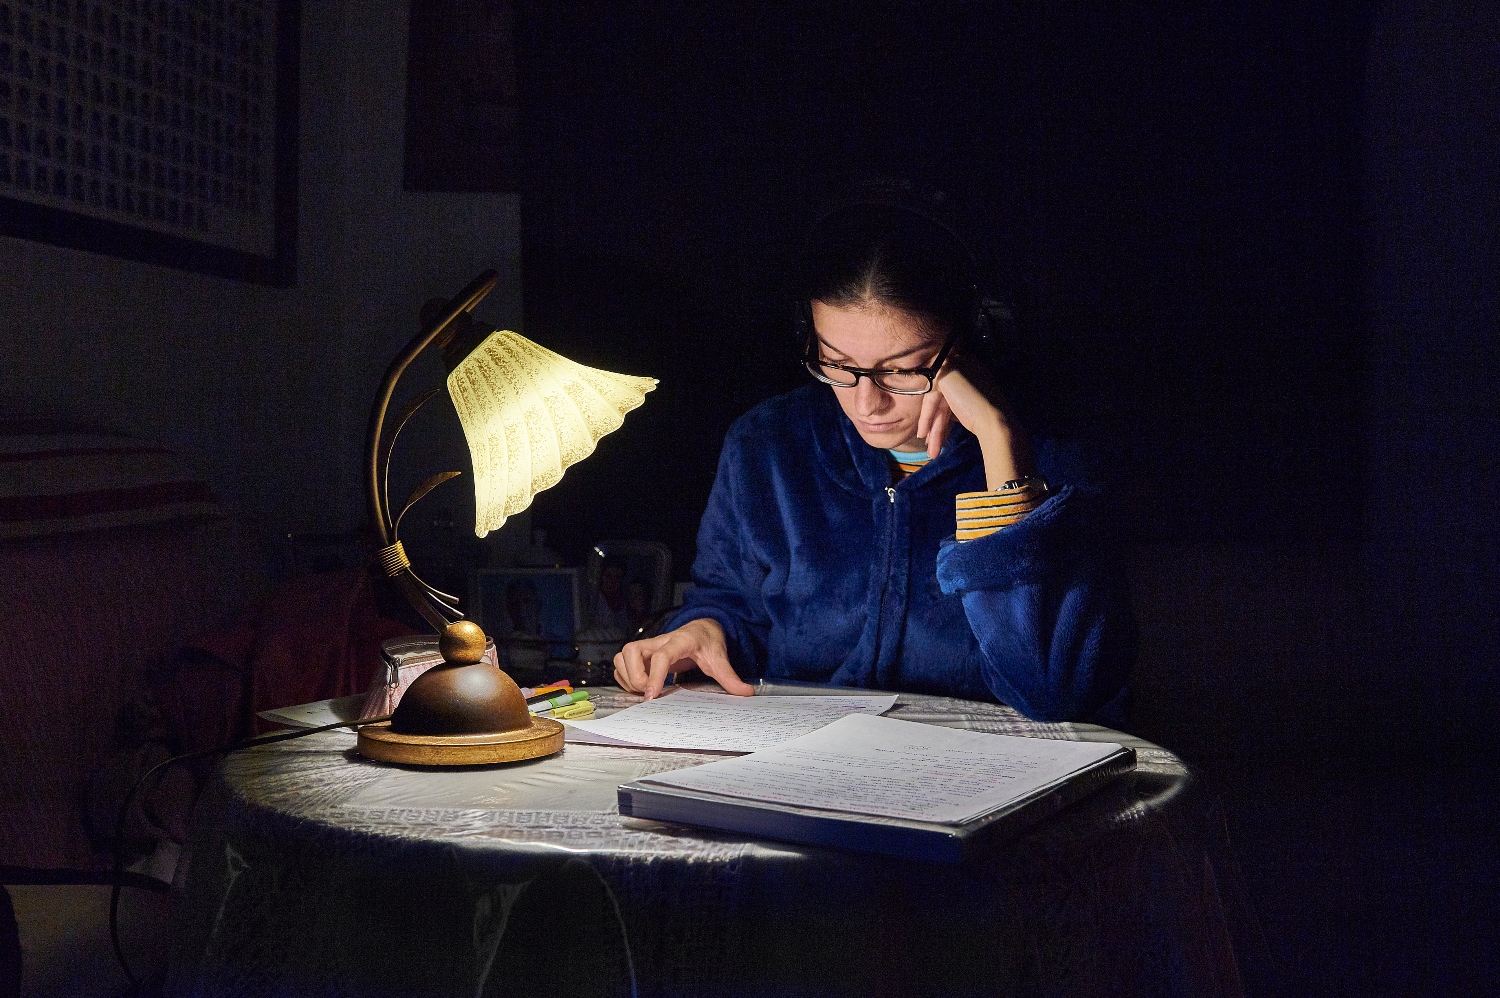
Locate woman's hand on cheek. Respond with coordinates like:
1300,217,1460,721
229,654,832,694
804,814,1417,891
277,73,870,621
931,357,1034,488
930,359,1009,447
917,388,955,458
613,617,754,699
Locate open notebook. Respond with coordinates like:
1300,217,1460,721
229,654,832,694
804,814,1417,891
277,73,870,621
618,712,1134,862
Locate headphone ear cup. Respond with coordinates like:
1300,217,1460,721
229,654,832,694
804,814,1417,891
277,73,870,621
792,302,812,354
958,297,993,354
976,298,1015,347
972,307,993,348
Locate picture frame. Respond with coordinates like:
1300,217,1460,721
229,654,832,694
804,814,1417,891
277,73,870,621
0,0,301,285
581,540,672,634
469,566,581,652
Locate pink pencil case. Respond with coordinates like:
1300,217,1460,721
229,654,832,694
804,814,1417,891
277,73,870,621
359,635,500,720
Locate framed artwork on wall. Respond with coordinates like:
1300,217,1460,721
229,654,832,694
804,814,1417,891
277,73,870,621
0,0,300,285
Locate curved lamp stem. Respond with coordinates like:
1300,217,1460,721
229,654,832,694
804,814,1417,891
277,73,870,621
364,269,499,631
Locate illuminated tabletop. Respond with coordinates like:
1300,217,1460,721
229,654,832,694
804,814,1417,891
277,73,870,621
165,684,1258,998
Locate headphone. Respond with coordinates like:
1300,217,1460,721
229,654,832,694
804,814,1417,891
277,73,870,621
792,191,1009,361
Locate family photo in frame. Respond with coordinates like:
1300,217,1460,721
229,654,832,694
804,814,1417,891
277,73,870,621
470,566,580,664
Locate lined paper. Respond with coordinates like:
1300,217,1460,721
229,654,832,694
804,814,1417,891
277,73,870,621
640,712,1123,823
561,689,896,752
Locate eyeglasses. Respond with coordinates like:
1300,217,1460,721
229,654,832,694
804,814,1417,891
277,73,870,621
803,324,960,396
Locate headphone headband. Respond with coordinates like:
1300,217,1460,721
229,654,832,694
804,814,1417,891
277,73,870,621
796,191,999,353
804,192,981,292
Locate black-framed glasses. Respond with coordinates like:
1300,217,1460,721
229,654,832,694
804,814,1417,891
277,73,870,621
803,324,960,396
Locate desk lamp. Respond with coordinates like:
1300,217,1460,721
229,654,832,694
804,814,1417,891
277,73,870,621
355,270,656,766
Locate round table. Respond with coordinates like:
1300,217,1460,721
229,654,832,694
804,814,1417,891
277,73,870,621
165,685,1257,998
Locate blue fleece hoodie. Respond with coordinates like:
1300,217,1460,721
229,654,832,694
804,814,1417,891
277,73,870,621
664,384,1134,724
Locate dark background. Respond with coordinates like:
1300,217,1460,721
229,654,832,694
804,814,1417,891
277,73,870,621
514,1,1368,555
495,2,1498,994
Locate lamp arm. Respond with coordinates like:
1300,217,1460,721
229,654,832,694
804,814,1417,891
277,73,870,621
380,388,446,539
364,269,499,632
364,269,499,544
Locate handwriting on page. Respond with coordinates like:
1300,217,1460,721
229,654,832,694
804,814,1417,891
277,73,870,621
644,713,1122,824
562,690,897,752
683,746,1046,820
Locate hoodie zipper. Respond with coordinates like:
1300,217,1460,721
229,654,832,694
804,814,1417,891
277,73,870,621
870,486,898,681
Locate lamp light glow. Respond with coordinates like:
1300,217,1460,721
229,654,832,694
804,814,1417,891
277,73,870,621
448,330,657,537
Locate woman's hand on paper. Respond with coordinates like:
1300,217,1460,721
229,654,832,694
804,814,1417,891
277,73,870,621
614,617,754,700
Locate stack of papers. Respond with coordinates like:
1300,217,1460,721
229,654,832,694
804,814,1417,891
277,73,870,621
618,712,1135,861
638,712,1123,823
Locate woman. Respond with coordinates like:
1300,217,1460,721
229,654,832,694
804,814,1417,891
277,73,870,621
613,201,1134,724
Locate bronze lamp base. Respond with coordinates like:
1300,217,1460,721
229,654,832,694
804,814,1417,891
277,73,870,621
356,621,564,766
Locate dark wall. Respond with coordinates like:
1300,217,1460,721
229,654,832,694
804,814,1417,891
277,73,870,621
1363,3,1500,739
513,1,1371,568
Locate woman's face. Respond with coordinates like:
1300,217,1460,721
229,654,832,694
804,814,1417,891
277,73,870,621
810,300,943,452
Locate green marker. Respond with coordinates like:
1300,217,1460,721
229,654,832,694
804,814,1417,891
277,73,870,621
529,689,591,714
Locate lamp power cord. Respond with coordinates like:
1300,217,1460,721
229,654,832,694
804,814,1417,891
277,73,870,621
108,714,390,991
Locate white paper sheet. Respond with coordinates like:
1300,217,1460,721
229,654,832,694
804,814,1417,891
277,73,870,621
560,689,897,752
258,694,367,729
640,712,1123,824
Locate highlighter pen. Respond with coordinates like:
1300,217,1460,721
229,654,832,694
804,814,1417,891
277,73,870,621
552,702,595,720
528,689,591,714
524,684,572,705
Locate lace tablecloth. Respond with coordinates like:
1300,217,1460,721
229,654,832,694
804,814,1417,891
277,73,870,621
165,685,1258,997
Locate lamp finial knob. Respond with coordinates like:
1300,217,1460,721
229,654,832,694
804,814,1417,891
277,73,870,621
440,620,488,665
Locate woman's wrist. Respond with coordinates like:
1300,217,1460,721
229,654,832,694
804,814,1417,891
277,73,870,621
679,616,723,637
972,414,1021,490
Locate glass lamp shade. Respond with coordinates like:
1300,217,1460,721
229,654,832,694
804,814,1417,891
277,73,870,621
447,330,657,537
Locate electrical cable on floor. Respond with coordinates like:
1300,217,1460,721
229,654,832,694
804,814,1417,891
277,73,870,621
108,714,390,990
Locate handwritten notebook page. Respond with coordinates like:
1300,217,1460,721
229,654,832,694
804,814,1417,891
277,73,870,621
639,712,1123,824
561,689,896,752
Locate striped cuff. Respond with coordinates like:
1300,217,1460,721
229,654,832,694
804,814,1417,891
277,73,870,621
955,482,1048,541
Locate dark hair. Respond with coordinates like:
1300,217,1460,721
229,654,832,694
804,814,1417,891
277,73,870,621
794,193,1041,431
798,203,981,343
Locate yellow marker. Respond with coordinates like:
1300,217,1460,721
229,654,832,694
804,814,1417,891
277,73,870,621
553,701,595,720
